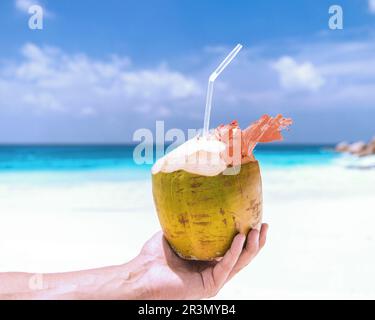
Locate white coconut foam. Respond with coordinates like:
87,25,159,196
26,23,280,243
151,135,228,176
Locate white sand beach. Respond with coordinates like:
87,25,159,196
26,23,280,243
0,165,374,299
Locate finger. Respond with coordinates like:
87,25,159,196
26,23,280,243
212,233,246,290
228,223,269,280
226,228,260,281
259,223,269,250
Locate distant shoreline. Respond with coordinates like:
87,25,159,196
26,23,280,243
0,143,337,148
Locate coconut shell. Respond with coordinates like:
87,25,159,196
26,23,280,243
152,161,262,260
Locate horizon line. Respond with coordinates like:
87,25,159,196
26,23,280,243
0,142,338,146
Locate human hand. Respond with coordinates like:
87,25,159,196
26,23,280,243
136,223,268,299
0,224,267,300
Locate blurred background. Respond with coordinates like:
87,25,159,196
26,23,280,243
0,0,374,299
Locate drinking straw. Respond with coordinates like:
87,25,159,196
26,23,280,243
202,43,243,136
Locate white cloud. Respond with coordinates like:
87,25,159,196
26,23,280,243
80,107,96,117
122,69,200,99
15,0,35,13
193,39,375,124
1,38,375,142
0,43,201,117
369,0,375,14
15,0,52,17
272,56,325,91
23,92,62,112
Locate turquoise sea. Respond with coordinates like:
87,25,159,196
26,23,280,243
0,144,339,185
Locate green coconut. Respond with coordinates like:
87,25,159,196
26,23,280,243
152,161,262,261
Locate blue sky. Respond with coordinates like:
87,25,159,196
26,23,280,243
1,0,375,143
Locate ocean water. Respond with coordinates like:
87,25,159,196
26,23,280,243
0,144,339,185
